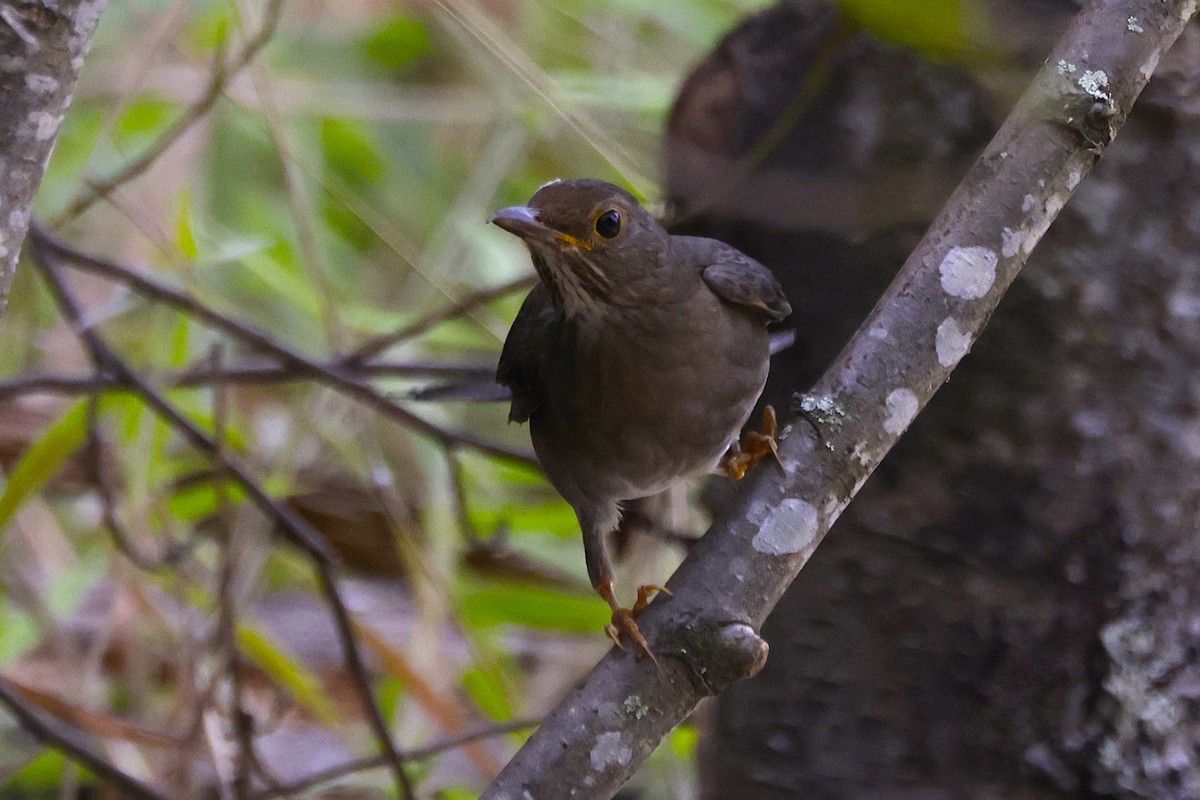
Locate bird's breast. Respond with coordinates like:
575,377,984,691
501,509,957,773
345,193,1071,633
531,290,770,505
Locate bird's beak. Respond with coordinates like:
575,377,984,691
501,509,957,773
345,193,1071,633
489,206,592,251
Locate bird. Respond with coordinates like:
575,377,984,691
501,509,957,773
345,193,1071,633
490,178,791,661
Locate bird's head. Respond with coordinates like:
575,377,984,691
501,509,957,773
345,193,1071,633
489,179,671,317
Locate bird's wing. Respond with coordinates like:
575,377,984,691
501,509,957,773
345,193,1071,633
701,246,791,322
497,282,557,423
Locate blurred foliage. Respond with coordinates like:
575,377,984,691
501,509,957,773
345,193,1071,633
0,0,987,796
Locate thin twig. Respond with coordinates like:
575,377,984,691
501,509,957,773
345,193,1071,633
255,717,539,799
0,679,172,800
85,393,191,570
26,221,537,468
208,344,256,799
0,361,497,402
347,275,536,363
53,0,285,224
242,11,345,351
27,239,415,798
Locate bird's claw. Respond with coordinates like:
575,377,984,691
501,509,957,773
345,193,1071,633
723,405,783,481
599,583,672,670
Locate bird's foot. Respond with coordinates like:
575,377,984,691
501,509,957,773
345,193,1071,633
599,582,672,669
723,405,783,481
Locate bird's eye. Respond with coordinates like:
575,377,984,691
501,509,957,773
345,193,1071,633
594,209,621,239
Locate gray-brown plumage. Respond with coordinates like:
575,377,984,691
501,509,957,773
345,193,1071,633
491,179,789,656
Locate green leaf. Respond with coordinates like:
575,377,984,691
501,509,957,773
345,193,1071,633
236,624,340,726
436,788,479,800
835,0,971,60
377,675,405,725
177,189,199,259
462,666,513,721
237,249,326,324
3,749,66,790
115,98,175,141
468,501,578,541
456,579,607,633
670,724,699,757
168,478,247,523
0,401,90,533
321,118,385,186
184,4,232,53
0,601,40,666
361,15,432,71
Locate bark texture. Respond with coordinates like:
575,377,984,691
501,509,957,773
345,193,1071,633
667,2,1200,798
0,0,105,313
481,1,1195,797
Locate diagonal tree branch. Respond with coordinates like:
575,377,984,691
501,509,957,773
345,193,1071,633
0,0,106,314
478,1,1199,798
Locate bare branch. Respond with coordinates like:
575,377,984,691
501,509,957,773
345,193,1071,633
479,2,1199,798
0,0,106,312
348,274,536,363
25,222,538,468
0,677,171,800
85,393,191,569
0,361,496,403
256,718,540,799
25,239,416,799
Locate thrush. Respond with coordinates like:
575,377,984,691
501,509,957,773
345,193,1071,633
490,179,790,661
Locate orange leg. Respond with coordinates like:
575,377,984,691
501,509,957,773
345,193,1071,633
723,405,783,481
597,580,672,669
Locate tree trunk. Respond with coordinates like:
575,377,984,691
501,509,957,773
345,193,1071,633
0,0,106,314
666,2,1200,797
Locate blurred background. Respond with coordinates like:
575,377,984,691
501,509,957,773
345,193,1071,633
3,0,1199,798
0,0,768,796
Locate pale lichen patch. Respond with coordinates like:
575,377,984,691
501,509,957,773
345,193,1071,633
590,731,632,772
935,317,971,368
1056,59,1077,75
9,209,31,233
69,0,107,56
28,111,63,141
1127,15,1144,33
1141,48,1162,83
751,498,818,556
1021,191,1069,254
1001,227,1027,258
1066,164,1085,192
797,394,844,420
1078,70,1112,103
622,695,648,720
24,74,59,94
939,246,997,300
883,388,919,436
1168,290,1200,320
1178,421,1200,462
821,469,873,524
